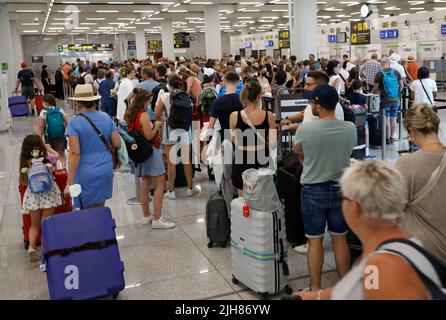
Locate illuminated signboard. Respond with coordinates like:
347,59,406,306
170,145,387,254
148,40,163,54
351,21,370,45
173,32,190,48
380,29,399,39
328,35,337,43
278,30,290,49
65,44,113,52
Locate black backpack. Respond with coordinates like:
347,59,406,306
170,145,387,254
126,110,153,164
168,92,193,131
151,82,167,111
77,74,87,85
199,87,218,118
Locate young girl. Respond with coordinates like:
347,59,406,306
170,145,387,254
38,94,69,168
20,134,62,262
125,88,176,229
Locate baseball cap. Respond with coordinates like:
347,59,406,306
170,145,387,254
303,84,339,110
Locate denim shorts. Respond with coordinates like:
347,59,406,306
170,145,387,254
300,182,348,238
381,100,399,118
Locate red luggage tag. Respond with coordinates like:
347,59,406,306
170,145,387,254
243,202,250,218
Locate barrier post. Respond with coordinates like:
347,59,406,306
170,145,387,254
125,175,141,206
382,108,387,161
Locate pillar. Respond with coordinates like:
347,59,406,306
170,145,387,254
10,20,24,78
0,3,15,130
292,0,317,60
135,28,146,60
161,19,174,60
204,5,221,59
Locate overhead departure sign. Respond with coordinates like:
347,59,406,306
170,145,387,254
65,44,113,52
351,21,370,45
278,30,290,49
173,32,190,48
148,40,163,54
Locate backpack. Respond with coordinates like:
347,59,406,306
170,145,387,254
199,87,218,117
126,110,154,164
45,107,66,140
151,83,167,111
77,73,87,85
168,92,193,131
377,239,446,300
27,158,53,194
380,69,399,100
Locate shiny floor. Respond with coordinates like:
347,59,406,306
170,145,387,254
0,100,445,300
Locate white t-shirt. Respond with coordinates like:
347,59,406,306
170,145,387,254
329,75,343,96
39,107,66,120
410,79,438,105
80,73,94,85
93,78,104,92
390,62,407,79
303,103,345,123
116,78,134,122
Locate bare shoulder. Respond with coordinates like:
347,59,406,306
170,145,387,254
363,253,429,300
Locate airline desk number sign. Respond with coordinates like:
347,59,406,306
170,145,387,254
278,30,290,49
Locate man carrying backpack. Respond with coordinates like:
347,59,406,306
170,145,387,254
373,57,403,145
15,61,41,115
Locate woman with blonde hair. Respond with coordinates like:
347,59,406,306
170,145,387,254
396,103,446,266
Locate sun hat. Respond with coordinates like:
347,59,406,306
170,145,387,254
69,84,101,101
389,53,401,63
203,67,215,78
407,54,415,61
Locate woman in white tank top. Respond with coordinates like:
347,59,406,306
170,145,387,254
294,161,434,300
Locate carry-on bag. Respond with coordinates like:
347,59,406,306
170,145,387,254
230,197,292,298
368,112,383,149
41,185,125,300
35,93,44,114
8,94,30,118
206,191,230,248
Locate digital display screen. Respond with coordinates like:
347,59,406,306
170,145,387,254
380,29,399,39
336,32,346,43
441,24,446,35
264,40,273,47
328,35,337,43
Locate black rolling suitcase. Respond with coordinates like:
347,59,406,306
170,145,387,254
276,152,307,247
368,112,383,149
347,228,363,266
206,192,230,248
352,109,367,160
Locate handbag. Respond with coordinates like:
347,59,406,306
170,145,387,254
408,151,446,207
78,113,120,170
420,79,437,111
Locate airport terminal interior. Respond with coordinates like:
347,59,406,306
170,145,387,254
0,0,445,301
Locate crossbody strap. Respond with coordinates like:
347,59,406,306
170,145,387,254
78,113,112,154
240,110,266,144
409,151,446,206
420,79,434,106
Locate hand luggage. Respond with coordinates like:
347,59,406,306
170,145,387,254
35,94,44,115
276,165,306,248
351,109,367,160
347,228,363,267
368,112,383,149
206,192,230,248
8,95,30,118
41,203,125,300
367,94,380,113
230,197,292,298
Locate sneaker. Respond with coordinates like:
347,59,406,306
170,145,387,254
186,185,200,197
28,248,40,262
294,243,309,254
141,216,153,225
365,154,377,160
165,190,176,200
152,216,176,229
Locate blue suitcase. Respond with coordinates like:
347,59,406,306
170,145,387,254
41,207,125,300
8,95,30,117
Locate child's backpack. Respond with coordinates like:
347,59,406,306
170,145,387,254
168,92,194,131
45,107,66,140
380,69,400,100
27,158,53,193
199,87,218,118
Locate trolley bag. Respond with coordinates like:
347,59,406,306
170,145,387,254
351,109,367,160
206,192,230,248
8,95,30,118
368,112,383,149
41,204,125,300
276,160,306,248
230,198,292,298
367,94,380,113
35,93,44,115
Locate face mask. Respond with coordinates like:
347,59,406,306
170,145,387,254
235,67,242,75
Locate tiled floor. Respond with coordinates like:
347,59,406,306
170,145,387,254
0,101,445,300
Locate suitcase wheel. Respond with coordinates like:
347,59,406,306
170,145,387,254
285,285,293,295
259,293,269,300
207,241,213,248
231,276,239,285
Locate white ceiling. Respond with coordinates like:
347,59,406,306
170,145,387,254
7,0,446,35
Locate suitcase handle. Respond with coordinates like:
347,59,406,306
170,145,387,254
279,239,290,276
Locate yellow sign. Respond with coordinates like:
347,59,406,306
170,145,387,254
391,21,398,27
351,33,357,44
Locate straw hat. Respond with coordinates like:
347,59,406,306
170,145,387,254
407,54,415,61
69,84,101,101
389,53,401,63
